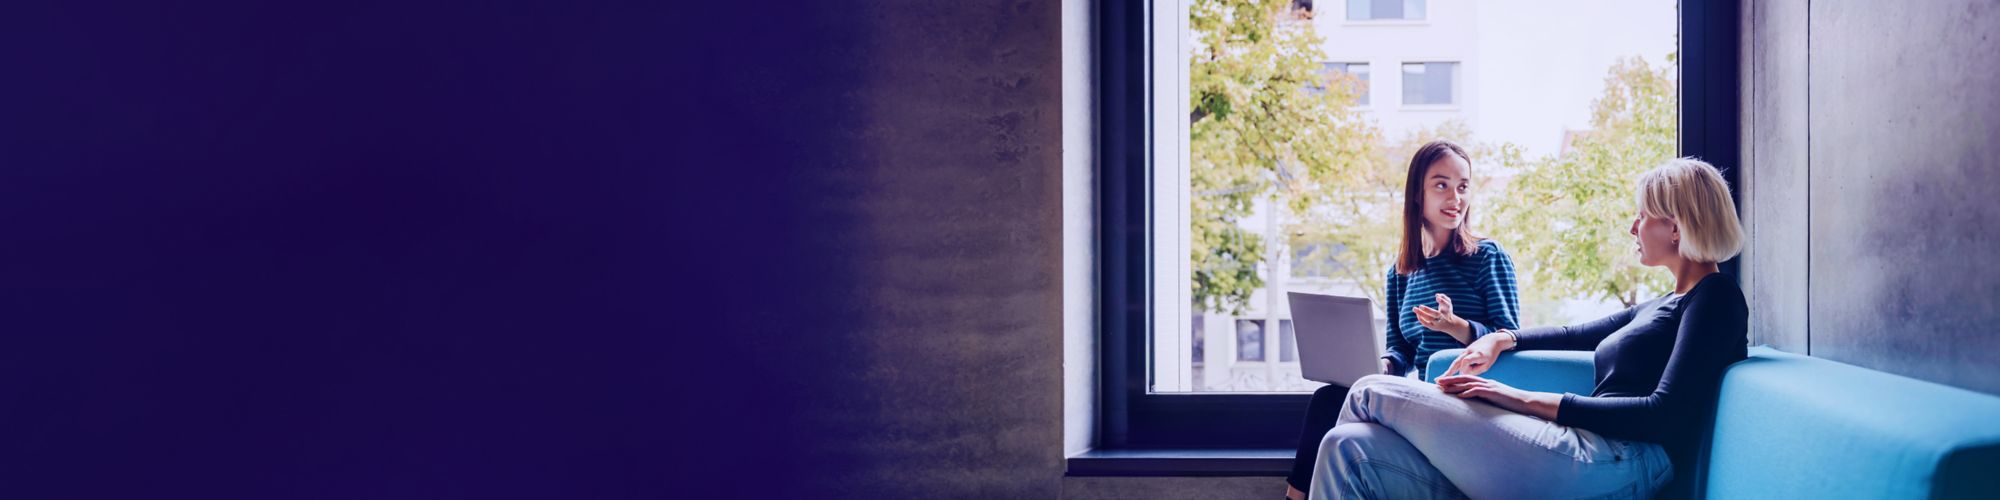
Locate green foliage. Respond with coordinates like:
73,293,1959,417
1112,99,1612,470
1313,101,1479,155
1189,0,1377,314
1492,56,1679,307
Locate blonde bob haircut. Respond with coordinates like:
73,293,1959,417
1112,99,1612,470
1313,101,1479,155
1635,158,1745,263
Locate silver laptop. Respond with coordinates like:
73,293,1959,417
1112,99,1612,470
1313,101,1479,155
1287,292,1385,386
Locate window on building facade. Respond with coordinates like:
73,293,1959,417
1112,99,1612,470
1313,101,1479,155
1401,62,1458,106
1346,0,1426,21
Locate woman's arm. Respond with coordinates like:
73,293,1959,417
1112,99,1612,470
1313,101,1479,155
1437,375,1563,420
1509,301,1643,352
1549,279,1749,441
1382,268,1415,375
1460,242,1523,340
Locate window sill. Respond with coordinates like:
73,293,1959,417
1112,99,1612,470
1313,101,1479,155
1065,448,1293,477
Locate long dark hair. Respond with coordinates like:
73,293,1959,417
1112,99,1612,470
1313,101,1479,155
1395,140,1481,275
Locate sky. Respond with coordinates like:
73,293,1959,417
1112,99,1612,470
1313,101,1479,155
1474,0,1680,158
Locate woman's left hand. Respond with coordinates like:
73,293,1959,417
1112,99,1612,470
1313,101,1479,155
1413,293,1472,343
1436,375,1561,421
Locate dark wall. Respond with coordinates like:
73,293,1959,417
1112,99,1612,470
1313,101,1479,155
1740,0,2000,395
1,1,1062,498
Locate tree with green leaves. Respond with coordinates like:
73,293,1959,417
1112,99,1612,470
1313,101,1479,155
1492,55,1679,308
1188,0,1378,315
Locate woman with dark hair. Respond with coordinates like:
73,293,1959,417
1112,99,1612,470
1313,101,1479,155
1283,140,1522,500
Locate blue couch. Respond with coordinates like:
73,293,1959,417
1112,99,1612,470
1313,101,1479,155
1425,346,2000,499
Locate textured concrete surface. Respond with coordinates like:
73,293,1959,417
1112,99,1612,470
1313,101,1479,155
1743,0,2000,395
778,1,1070,497
3,0,1083,497
1740,0,1810,353
1803,0,2000,394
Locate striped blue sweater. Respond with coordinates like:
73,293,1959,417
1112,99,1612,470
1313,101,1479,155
1382,239,1522,377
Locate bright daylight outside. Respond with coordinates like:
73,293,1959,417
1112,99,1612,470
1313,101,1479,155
1152,0,1680,393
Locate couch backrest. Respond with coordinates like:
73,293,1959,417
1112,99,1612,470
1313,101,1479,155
1425,349,1596,395
1427,346,2000,499
1706,346,2000,499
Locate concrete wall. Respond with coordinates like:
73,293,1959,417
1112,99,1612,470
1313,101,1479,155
3,0,1085,497
1740,0,2000,395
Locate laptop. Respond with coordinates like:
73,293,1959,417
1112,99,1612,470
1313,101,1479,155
1287,292,1386,387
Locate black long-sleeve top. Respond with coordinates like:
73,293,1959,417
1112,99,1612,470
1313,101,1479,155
1510,273,1748,444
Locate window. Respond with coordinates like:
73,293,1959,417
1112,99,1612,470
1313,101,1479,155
1346,0,1425,21
1320,62,1371,105
1191,312,1206,366
1400,62,1457,106
1089,0,1736,453
1279,319,1298,363
1235,319,1265,362
1166,0,1679,397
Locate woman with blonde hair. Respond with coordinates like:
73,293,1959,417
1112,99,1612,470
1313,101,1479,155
1307,158,1748,499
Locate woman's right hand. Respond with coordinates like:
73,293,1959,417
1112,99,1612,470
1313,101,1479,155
1440,329,1516,378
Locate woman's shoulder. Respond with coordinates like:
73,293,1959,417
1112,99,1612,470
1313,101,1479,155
1690,272,1745,299
1682,273,1748,313
1470,238,1514,262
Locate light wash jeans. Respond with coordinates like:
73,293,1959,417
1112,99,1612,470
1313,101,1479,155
1309,374,1673,500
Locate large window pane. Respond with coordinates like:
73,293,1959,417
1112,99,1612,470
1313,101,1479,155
1162,0,1679,393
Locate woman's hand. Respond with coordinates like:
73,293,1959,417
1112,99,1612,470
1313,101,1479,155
1436,375,1561,420
1412,293,1471,343
1439,329,1515,378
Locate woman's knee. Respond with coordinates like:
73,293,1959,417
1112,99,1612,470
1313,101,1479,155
1319,422,1428,479
1347,375,1417,403
1341,375,1436,423
1349,374,1409,392
1317,422,1385,461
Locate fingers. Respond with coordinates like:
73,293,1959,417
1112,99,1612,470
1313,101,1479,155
1437,376,1489,397
1435,294,1453,315
1456,358,1488,377
1440,351,1481,378
1412,306,1439,327
1437,379,1467,394
1412,305,1437,319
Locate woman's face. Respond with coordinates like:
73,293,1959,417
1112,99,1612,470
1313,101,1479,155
1630,210,1680,267
1421,153,1472,233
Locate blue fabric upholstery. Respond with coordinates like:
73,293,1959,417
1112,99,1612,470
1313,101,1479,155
1706,347,2000,499
1423,345,2000,499
1424,348,1597,396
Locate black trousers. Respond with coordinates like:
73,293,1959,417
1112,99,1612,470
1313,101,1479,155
1286,383,1351,493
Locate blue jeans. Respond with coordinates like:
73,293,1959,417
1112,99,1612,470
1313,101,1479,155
1310,375,1673,500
